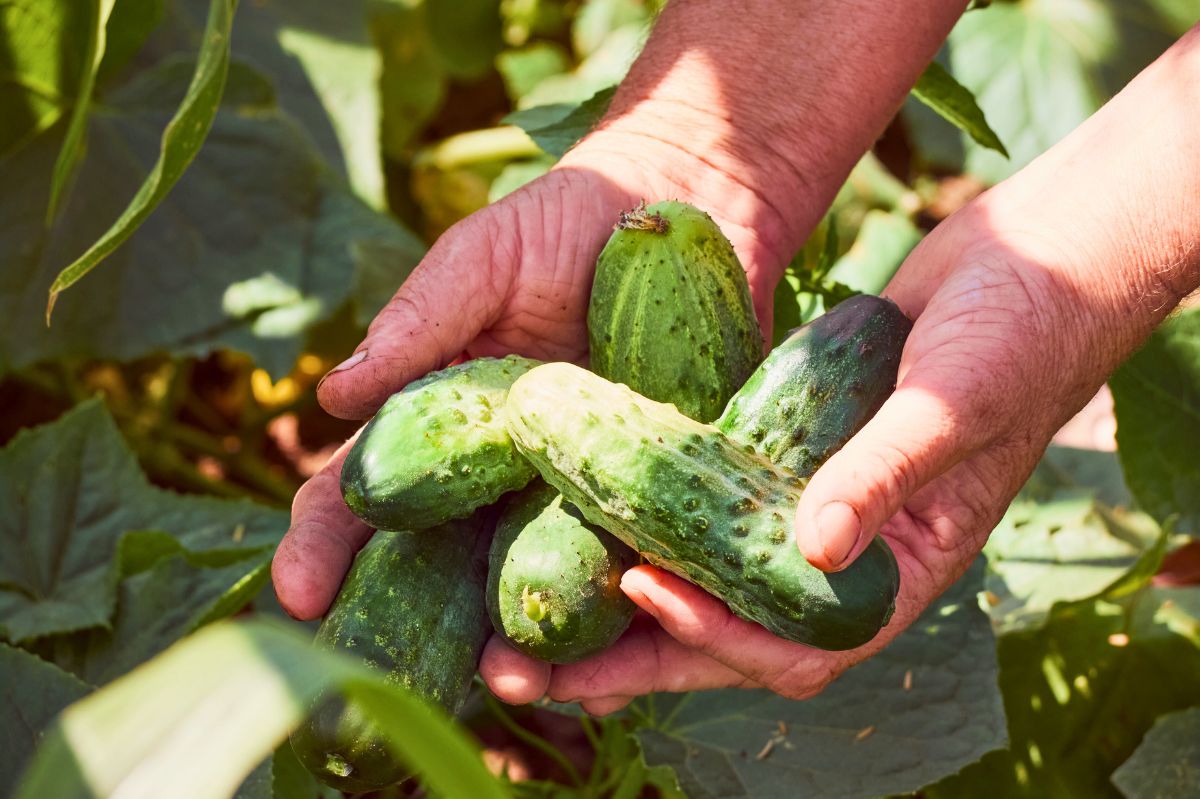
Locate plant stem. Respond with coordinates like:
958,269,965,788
483,694,585,787
415,126,544,171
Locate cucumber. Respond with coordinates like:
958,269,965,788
588,200,763,422
488,481,639,663
290,513,492,792
341,356,541,531
505,363,899,651
718,294,911,477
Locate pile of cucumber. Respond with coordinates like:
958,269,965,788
289,201,912,791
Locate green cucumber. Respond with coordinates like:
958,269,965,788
588,200,763,422
290,514,492,792
505,363,899,651
718,294,912,477
341,356,541,531
488,481,638,663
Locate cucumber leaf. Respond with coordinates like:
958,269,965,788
1112,707,1200,799
45,0,235,319
0,400,286,644
14,619,508,799
0,643,92,799
910,60,1006,156
633,558,1005,799
1111,307,1200,536
504,85,616,158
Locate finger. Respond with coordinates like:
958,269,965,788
580,696,634,716
793,380,986,572
480,635,552,705
619,566,846,697
549,614,751,703
317,213,515,420
271,435,374,620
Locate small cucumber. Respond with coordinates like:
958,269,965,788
488,481,638,663
718,294,911,477
290,513,492,792
588,201,763,422
341,356,541,531
505,363,899,651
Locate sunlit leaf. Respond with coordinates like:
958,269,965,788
910,60,1007,157
504,85,615,158
1112,707,1200,799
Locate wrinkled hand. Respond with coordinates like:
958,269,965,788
270,138,793,622
498,196,1139,715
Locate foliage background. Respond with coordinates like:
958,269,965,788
1,0,1199,797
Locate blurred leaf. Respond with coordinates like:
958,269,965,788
497,42,570,102
45,0,115,223
927,539,1200,798
98,0,165,80
427,0,504,79
373,1,447,159
944,0,1191,183
910,60,1007,157
488,156,554,202
635,559,1005,799
1111,307,1200,535
45,0,235,318
14,619,508,799
571,0,654,58
0,400,286,644
985,450,1162,632
0,643,92,798
520,21,642,108
1112,707,1200,799
268,739,341,799
0,0,91,155
0,59,423,378
824,210,922,295
1035,445,1134,509
350,237,430,327
505,85,615,157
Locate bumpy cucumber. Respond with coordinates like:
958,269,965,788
588,201,763,422
718,295,911,477
488,481,638,663
341,356,541,531
290,514,492,792
505,363,899,650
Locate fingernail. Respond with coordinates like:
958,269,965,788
815,501,862,570
320,350,367,386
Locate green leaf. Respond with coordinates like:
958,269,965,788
504,85,615,158
487,157,554,203
98,0,165,80
939,0,1191,183
498,43,571,102
910,60,1007,157
926,546,1200,798
634,558,1005,799
45,0,235,320
985,448,1163,632
14,619,508,799
0,643,92,798
0,400,286,644
824,210,922,295
373,1,447,160
571,0,656,58
45,0,116,224
0,0,92,155
427,0,504,79
0,60,423,377
1112,707,1200,799
1111,307,1200,536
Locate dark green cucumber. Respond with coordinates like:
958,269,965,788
341,356,541,531
505,363,899,650
718,295,911,477
290,514,492,792
488,480,638,663
588,200,763,422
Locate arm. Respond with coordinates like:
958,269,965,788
547,24,1200,712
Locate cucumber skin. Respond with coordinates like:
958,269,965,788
488,481,638,664
340,356,541,531
718,295,912,477
290,514,493,792
588,200,763,423
505,363,899,651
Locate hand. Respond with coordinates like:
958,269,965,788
270,138,795,621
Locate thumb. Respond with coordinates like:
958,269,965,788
317,215,513,419
794,384,983,571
